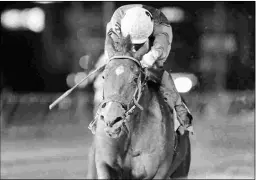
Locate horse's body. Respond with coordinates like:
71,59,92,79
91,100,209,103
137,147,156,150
86,35,190,179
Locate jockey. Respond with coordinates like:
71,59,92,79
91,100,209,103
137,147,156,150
104,4,193,135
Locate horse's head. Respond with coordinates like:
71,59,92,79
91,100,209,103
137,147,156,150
96,35,149,138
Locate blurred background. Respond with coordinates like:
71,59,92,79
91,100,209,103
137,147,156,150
1,1,255,179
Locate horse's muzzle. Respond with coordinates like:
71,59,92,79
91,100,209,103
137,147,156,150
96,101,127,138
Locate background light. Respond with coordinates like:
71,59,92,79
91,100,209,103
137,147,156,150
1,7,45,32
174,77,193,93
1,9,21,29
161,7,185,23
79,55,90,70
33,1,55,4
66,73,76,88
74,72,88,88
25,7,45,32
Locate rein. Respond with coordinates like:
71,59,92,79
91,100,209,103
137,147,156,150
88,55,148,135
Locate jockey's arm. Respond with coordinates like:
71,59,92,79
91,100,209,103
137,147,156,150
141,5,173,67
151,24,173,67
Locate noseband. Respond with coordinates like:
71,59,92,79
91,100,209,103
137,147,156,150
88,55,148,135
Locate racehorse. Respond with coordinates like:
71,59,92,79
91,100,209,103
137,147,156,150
86,34,191,179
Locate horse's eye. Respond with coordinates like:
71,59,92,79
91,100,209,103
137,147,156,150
133,78,138,83
121,104,127,110
102,75,105,79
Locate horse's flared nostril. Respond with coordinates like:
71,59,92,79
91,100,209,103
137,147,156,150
110,116,123,127
102,103,106,108
121,104,127,111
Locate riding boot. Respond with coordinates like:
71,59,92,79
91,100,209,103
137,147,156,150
159,71,193,135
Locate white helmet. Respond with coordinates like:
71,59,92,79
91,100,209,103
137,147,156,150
121,7,154,44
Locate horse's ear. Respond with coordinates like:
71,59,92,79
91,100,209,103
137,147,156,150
105,33,116,58
117,34,133,55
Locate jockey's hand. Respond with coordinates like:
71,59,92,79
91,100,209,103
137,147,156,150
141,49,160,68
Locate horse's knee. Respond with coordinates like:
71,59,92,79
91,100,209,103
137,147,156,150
97,163,111,179
97,162,121,179
86,145,97,179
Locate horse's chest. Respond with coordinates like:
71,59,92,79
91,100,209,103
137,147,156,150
126,149,168,179
130,153,157,178
125,99,173,178
126,136,169,178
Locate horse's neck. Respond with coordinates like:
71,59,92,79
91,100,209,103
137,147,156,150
143,83,162,106
141,84,155,110
127,84,173,153
131,84,163,129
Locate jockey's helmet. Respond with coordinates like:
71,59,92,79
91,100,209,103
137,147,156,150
121,7,154,44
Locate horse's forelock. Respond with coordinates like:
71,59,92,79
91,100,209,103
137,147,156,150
113,35,133,56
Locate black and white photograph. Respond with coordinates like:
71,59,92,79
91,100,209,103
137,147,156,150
1,1,255,179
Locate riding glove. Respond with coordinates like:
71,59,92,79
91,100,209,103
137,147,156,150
141,48,161,68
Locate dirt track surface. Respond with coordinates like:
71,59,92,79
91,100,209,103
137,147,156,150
1,111,254,179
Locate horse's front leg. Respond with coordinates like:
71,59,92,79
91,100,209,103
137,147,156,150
96,162,122,179
95,137,124,179
96,163,111,179
94,121,127,179
95,146,123,179
86,137,113,179
86,140,97,179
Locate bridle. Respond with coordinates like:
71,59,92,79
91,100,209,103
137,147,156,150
88,55,148,134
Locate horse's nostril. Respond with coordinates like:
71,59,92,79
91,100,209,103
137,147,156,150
121,104,127,110
100,115,104,120
110,116,123,127
102,103,106,108
115,117,122,122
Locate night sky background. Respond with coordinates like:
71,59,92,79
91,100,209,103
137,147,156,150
1,1,255,93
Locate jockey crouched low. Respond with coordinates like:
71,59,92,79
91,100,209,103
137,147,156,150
104,4,193,135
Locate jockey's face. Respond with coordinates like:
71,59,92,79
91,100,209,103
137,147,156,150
132,39,150,58
133,43,144,52
134,39,149,50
